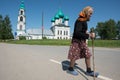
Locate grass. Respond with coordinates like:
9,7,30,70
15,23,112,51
1,39,120,48
88,40,120,48
5,39,71,46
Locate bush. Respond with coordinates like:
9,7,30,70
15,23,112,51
19,36,26,40
42,37,47,39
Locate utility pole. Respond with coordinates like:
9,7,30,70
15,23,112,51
42,11,44,39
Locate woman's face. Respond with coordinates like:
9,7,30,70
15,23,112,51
87,9,93,21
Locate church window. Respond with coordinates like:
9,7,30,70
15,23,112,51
58,30,59,35
20,16,23,21
20,25,22,30
60,37,62,39
60,19,62,23
66,31,68,35
64,31,65,35
21,11,23,15
60,30,62,35
66,37,68,40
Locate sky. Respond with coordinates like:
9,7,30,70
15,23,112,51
0,0,120,35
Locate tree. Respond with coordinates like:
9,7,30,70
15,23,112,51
95,22,105,39
0,15,3,40
95,19,117,40
104,19,117,39
116,21,120,39
0,15,14,41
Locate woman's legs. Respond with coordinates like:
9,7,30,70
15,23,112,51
67,58,79,75
69,56,92,72
85,57,99,77
68,58,76,71
70,59,76,68
85,57,92,72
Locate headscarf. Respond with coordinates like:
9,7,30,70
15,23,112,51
78,6,93,21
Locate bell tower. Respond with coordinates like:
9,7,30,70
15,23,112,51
16,0,26,36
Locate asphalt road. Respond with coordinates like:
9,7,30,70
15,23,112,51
0,43,120,80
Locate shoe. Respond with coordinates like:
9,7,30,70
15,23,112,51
85,71,99,77
67,69,78,76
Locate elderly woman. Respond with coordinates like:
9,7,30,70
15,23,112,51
67,6,98,76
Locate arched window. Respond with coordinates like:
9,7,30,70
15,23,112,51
20,25,22,30
21,11,23,15
59,19,62,23
20,16,23,21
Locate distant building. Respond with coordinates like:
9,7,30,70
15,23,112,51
16,0,26,39
16,0,70,40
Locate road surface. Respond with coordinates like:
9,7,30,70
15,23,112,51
0,43,120,80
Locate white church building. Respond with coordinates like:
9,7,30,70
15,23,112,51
16,0,70,40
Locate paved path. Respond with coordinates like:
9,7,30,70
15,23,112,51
0,43,120,80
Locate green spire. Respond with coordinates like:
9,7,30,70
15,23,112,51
58,9,64,18
51,18,55,22
54,14,59,19
64,16,69,20
20,0,25,9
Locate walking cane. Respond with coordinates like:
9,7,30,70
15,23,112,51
90,28,95,80
92,37,95,80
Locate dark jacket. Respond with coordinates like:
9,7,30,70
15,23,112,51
72,19,89,40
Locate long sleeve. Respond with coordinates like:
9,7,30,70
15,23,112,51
73,20,89,40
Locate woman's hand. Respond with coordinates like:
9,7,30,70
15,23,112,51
90,32,95,39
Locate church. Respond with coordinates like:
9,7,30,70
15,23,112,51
16,0,71,40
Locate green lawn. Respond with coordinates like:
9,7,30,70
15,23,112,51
2,39,120,48
88,40,120,48
5,39,71,46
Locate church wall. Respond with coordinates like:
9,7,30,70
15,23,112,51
54,26,70,40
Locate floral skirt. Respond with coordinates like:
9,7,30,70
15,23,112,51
68,39,91,60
